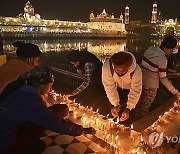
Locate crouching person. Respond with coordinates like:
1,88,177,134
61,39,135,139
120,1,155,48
0,67,95,154
136,36,180,118
102,52,142,125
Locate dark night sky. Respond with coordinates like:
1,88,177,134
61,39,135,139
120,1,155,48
0,0,179,22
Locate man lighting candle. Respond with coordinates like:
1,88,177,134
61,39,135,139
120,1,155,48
102,51,142,124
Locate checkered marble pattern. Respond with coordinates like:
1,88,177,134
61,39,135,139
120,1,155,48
40,130,108,154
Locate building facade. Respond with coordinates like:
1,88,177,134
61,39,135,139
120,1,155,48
150,2,180,36
0,1,127,37
0,1,90,34
155,19,180,36
88,9,126,35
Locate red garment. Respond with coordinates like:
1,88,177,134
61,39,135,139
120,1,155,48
5,122,43,154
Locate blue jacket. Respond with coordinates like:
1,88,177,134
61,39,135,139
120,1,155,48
0,84,83,153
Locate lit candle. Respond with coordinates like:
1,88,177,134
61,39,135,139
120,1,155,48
174,102,178,108
140,134,143,142
151,123,155,130
107,114,109,118
114,117,120,125
105,134,110,142
164,111,168,115
73,107,76,111
109,119,114,128
110,142,113,147
103,131,107,141
90,107,93,111
130,124,133,130
131,147,140,153
130,124,135,141
115,135,119,145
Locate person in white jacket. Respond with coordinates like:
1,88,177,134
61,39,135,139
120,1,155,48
102,51,142,122
136,36,180,118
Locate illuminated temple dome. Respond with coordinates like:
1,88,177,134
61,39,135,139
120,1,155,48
90,9,124,23
0,1,127,37
88,9,126,35
16,1,41,21
0,1,88,34
24,1,35,17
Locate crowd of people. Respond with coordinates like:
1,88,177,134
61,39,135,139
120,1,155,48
0,36,179,153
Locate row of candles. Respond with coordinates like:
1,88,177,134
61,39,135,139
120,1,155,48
146,100,179,131
46,91,180,153
131,98,180,153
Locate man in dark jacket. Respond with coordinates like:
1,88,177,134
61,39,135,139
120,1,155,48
67,50,102,96
67,50,109,115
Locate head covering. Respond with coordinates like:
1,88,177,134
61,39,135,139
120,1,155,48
111,52,133,68
12,41,25,48
67,50,81,62
161,36,177,49
16,43,42,57
0,67,53,104
18,67,54,86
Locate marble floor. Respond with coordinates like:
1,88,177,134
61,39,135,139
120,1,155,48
40,130,110,154
40,129,179,154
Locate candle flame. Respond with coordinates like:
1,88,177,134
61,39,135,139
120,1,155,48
174,102,178,107
106,134,110,139
152,123,155,128
96,109,99,113
115,135,119,140
130,124,133,130
158,115,162,119
164,111,168,115
140,134,143,141
90,107,93,111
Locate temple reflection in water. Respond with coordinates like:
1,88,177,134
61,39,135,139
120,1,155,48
3,38,180,63
3,40,125,62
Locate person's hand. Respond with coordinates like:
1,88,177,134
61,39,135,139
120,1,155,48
120,108,130,121
65,94,73,99
111,105,121,118
83,127,96,135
